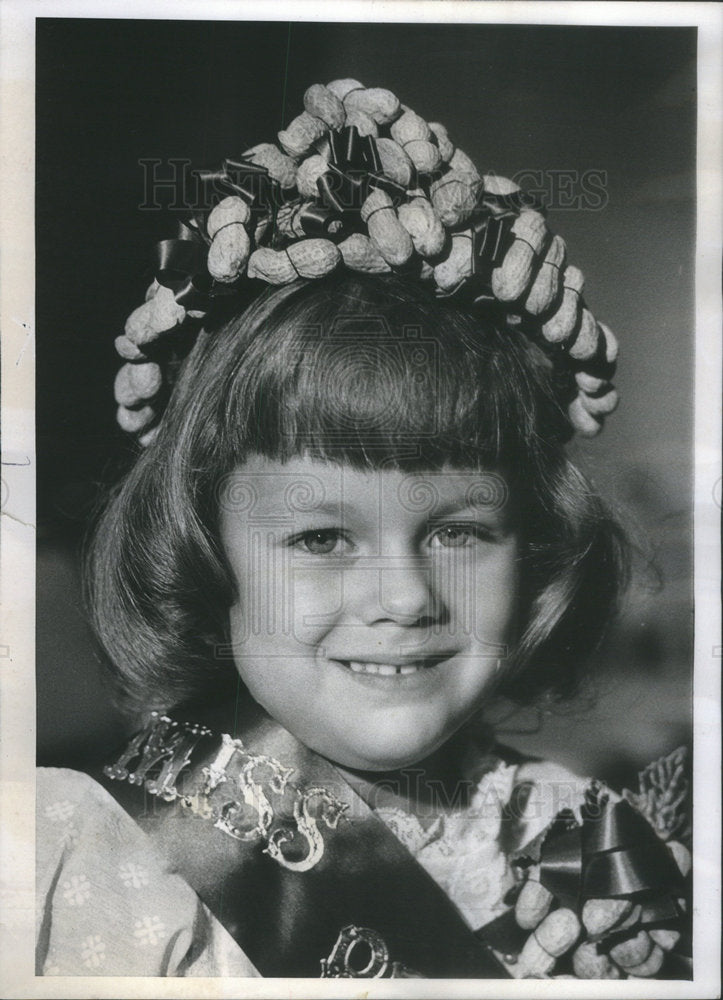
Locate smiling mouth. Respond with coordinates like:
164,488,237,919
333,656,449,677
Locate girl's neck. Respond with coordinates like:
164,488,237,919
334,721,496,819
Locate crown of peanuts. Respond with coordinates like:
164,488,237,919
114,78,619,446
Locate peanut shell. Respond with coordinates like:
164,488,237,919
390,110,442,174
524,234,566,315
207,195,251,238
129,362,162,398
515,879,553,930
430,170,481,227
375,137,414,188
541,265,584,343
428,121,454,162
253,214,271,245
619,943,664,977
572,941,622,979
517,935,556,978
398,197,446,257
248,240,341,284
138,425,159,448
581,387,619,416
207,224,250,283
568,308,601,360
650,928,681,951
582,898,633,937
114,362,161,408
124,285,185,346
599,320,619,364
242,143,297,189
491,211,548,301
360,188,413,267
296,154,328,199
449,147,480,182
116,404,155,434
344,86,401,125
483,173,520,196
247,247,296,285
668,840,691,877
534,908,580,957
339,233,391,274
609,929,654,969
114,335,146,361
433,232,473,292
343,108,378,137
568,395,602,437
286,238,341,278
575,371,607,394
326,78,363,101
402,139,441,175
304,83,345,130
278,111,326,159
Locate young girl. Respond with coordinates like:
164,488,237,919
36,78,691,982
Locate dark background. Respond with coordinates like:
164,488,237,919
36,19,696,785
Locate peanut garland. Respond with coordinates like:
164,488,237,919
114,78,620,445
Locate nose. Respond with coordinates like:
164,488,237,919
357,559,440,626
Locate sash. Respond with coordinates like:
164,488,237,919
99,707,510,980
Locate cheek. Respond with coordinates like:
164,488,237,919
288,565,355,643
440,547,520,639
228,557,348,649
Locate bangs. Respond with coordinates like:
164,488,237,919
211,273,569,475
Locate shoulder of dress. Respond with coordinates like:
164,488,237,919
38,765,109,798
37,766,136,821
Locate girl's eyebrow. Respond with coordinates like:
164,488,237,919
289,500,349,517
430,497,509,521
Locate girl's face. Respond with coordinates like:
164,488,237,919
220,454,520,771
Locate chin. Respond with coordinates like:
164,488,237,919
328,729,451,773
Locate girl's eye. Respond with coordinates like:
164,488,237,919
294,530,349,556
430,525,489,549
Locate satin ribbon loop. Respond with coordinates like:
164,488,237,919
297,203,345,240
195,157,278,221
151,220,215,310
537,812,585,910
154,237,208,284
537,794,685,929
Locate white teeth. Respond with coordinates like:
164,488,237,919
344,661,424,676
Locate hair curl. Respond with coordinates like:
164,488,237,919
86,272,628,717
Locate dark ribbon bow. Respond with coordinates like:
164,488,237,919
537,787,685,926
195,157,278,223
315,126,407,222
150,157,277,312
152,220,214,311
